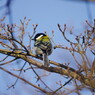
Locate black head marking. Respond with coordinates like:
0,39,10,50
33,33,46,41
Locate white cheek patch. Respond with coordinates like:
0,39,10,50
36,35,43,40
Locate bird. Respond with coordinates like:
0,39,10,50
33,33,52,67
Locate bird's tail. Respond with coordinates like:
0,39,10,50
43,53,49,67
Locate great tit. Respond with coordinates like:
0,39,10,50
33,33,52,67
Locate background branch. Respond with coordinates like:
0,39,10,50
0,67,50,94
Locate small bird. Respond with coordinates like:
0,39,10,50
33,33,52,67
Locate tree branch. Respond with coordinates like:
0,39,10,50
0,49,95,88
0,67,51,94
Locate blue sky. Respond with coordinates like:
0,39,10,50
0,0,95,95
12,0,95,26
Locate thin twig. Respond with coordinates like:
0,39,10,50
0,58,17,66
0,41,13,49
7,24,14,38
0,55,9,62
53,78,73,94
13,39,29,54
27,24,38,51
7,61,27,89
86,20,93,28
58,24,75,44
29,64,54,92
31,24,38,39
74,80,81,95
64,85,83,95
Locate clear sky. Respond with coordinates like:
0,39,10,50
0,0,95,95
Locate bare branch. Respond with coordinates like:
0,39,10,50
0,49,95,88
0,55,9,62
0,58,17,66
0,18,95,94
53,78,73,94
0,41,13,49
29,64,54,92
58,24,75,44
7,61,27,89
86,20,93,28
0,67,50,94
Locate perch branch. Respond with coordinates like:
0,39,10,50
0,49,95,88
